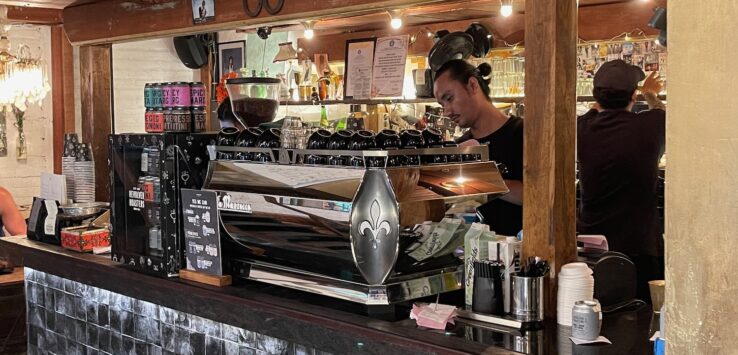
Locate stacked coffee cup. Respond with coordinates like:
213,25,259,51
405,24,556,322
557,262,594,326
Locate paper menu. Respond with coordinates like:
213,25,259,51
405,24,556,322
40,172,67,204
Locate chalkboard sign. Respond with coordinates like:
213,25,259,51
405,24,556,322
181,189,222,276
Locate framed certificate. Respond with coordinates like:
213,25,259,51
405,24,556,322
371,35,409,98
343,38,376,99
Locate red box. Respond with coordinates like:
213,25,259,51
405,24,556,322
61,226,110,253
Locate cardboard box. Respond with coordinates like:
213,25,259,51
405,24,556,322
488,237,522,313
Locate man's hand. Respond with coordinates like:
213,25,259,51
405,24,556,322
640,71,664,96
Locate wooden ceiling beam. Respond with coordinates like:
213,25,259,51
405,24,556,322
297,0,664,62
62,0,464,46
6,5,63,24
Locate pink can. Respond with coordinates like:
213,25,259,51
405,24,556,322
190,82,206,107
162,82,174,107
169,82,191,107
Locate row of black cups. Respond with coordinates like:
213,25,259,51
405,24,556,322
216,127,481,166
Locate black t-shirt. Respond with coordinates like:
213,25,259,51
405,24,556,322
577,108,665,256
457,116,524,235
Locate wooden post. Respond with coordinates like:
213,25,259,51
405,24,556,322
200,52,213,131
51,26,76,174
80,45,113,202
523,0,578,319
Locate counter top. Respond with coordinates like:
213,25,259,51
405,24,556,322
0,267,24,286
0,236,655,354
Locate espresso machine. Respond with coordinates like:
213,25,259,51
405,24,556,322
204,126,509,308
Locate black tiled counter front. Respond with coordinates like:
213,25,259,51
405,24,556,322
2,237,515,355
2,236,656,355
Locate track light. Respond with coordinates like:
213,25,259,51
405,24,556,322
388,9,403,29
500,0,513,17
302,21,316,40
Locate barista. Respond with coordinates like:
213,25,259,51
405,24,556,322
577,59,665,303
433,60,523,235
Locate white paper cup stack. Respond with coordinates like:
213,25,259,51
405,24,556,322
72,160,95,203
557,262,594,326
61,157,77,202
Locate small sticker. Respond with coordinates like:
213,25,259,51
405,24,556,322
415,69,426,86
367,289,388,305
141,151,149,172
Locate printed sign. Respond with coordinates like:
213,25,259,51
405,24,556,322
182,189,223,276
371,35,409,97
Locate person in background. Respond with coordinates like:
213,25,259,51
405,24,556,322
0,187,26,237
433,59,523,236
216,97,245,130
577,59,665,303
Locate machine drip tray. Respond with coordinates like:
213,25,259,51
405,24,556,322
227,258,464,306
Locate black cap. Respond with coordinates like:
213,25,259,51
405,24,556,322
593,59,646,91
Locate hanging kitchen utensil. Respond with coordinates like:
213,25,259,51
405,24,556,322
465,23,493,58
428,31,474,72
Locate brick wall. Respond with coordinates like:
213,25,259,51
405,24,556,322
0,26,53,206
112,38,199,134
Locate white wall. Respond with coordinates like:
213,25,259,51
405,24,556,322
0,25,53,206
112,38,199,133
666,1,738,352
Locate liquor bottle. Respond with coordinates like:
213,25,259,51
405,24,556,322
320,105,330,129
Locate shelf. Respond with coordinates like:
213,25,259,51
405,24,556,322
280,98,438,106
578,94,667,102
280,95,665,106
280,97,524,106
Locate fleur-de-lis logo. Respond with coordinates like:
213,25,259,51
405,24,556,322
359,200,391,249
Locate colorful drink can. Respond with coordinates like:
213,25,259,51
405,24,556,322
191,107,206,133
169,82,191,107
162,82,173,107
190,82,206,107
164,108,192,132
152,83,164,108
145,108,165,133
143,177,155,202
144,83,155,108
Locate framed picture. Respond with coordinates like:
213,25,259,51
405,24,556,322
343,38,376,99
218,41,245,79
191,0,215,24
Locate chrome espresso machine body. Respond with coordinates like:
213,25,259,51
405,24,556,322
204,139,508,306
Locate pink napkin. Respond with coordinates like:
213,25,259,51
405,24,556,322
577,235,609,251
410,303,458,330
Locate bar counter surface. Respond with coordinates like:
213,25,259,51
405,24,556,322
0,236,655,355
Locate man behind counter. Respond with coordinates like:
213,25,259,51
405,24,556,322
577,59,665,303
433,59,523,236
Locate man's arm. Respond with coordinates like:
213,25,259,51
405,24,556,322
500,179,523,206
644,92,665,111
0,188,26,236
